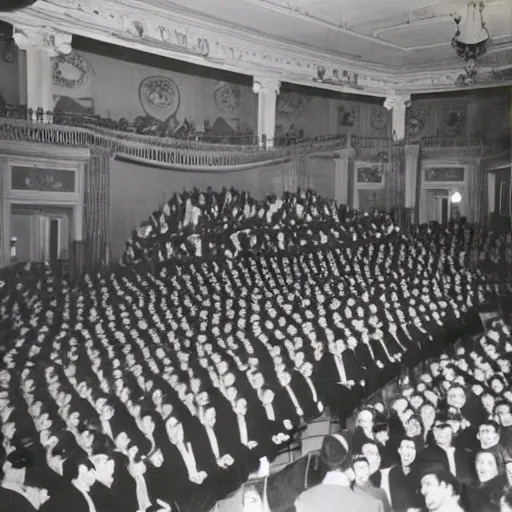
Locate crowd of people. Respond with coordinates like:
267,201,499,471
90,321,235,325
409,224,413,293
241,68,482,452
0,188,501,512
296,318,512,512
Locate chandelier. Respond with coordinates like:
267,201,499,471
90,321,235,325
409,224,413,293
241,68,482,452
452,0,489,84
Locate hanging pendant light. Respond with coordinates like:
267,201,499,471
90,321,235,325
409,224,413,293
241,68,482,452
452,0,489,84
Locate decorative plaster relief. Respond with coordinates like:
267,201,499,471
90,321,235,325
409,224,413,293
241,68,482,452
406,103,432,137
252,77,281,95
139,76,180,122
215,84,241,115
53,51,93,88
13,24,72,56
383,94,411,111
5,0,397,94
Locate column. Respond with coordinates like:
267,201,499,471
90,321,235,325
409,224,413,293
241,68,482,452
404,144,420,223
334,147,355,206
13,25,72,119
383,93,411,142
253,76,280,148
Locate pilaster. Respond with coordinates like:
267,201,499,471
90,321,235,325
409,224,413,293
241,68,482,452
13,25,72,120
334,147,356,206
404,144,420,222
384,94,411,142
253,76,280,148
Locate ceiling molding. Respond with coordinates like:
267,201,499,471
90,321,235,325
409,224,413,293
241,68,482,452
2,0,511,97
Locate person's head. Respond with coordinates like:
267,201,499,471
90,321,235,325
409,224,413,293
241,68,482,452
373,422,389,445
114,431,131,452
361,442,381,474
165,416,184,445
242,486,264,512
420,402,437,428
397,437,417,467
320,434,349,471
495,401,512,428
446,385,466,410
90,453,115,488
1,449,33,485
357,408,374,432
351,455,370,487
63,452,96,489
140,412,156,436
202,406,216,428
100,404,115,422
432,414,454,449
475,450,500,484
477,420,501,450
419,462,458,511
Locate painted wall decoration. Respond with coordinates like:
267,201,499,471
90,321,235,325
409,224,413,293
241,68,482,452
53,51,93,89
139,76,180,122
444,105,466,136
406,103,432,137
337,104,358,130
53,95,95,115
11,166,75,192
215,83,241,115
276,92,312,120
424,167,465,182
370,106,388,133
357,164,384,183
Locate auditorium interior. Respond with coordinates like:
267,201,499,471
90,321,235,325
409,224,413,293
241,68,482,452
1,0,512,511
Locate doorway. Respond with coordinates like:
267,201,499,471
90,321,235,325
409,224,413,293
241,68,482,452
10,205,71,264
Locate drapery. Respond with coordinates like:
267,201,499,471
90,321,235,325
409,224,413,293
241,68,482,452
83,150,111,270
385,143,405,209
465,158,483,223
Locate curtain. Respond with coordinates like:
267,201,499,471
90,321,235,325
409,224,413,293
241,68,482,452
385,143,405,209
83,150,111,271
465,158,483,223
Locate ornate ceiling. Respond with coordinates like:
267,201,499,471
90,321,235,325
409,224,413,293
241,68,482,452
2,0,512,97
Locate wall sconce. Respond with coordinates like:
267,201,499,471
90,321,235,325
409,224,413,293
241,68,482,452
451,191,462,204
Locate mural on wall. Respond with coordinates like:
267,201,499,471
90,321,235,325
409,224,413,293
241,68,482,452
215,83,241,116
337,104,359,131
424,167,465,182
406,102,432,138
443,104,466,136
370,106,388,134
277,92,312,120
357,164,384,183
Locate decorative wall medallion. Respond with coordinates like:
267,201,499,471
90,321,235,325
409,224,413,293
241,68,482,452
424,167,465,182
215,84,241,115
53,51,93,89
277,92,312,120
370,106,388,132
444,106,466,136
139,76,180,121
337,104,358,129
11,167,75,192
357,165,383,184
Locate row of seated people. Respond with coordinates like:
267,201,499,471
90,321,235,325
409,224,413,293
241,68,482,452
316,319,512,512
0,243,488,512
121,187,413,266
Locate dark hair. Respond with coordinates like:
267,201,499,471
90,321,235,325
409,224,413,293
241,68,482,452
494,400,512,415
478,419,501,435
62,451,95,481
373,421,389,435
351,454,369,468
90,434,114,457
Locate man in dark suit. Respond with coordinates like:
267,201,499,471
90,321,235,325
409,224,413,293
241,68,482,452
295,433,383,512
40,452,96,512
417,412,474,485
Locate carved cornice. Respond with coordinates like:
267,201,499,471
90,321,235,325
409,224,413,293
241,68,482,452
252,77,281,95
13,24,72,57
3,0,512,96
